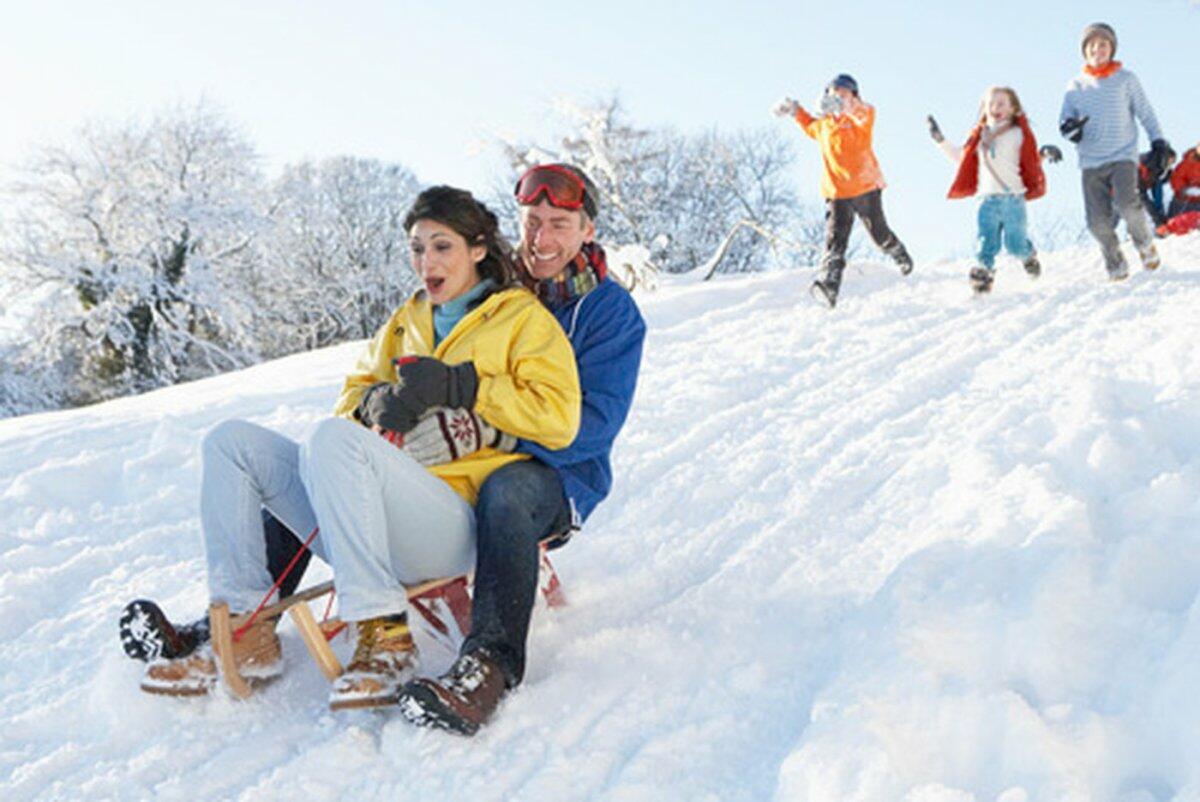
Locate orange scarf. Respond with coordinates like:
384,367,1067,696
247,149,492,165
1083,60,1122,79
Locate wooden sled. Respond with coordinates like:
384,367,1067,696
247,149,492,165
209,548,566,699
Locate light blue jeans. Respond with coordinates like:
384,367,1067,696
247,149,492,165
201,418,475,621
976,193,1033,270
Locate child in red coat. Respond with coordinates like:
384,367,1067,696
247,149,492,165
1168,144,1200,218
927,86,1058,293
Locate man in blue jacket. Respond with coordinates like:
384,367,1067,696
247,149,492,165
395,164,646,734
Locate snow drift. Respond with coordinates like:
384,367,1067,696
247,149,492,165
2,237,1199,801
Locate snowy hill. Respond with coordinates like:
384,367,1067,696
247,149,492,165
2,237,1199,801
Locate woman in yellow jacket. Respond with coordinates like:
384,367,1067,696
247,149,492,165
308,185,580,708
139,186,580,709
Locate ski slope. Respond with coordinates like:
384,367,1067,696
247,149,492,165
2,237,1199,801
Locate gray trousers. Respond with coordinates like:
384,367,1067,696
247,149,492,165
1083,160,1154,275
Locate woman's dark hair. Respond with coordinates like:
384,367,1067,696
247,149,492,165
404,186,517,287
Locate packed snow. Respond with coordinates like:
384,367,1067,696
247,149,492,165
1,237,1199,801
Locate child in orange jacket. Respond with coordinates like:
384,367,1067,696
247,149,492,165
927,86,1059,293
775,74,913,308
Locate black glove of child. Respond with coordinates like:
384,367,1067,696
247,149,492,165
926,115,944,144
1146,139,1174,180
1060,116,1088,144
1039,144,1063,164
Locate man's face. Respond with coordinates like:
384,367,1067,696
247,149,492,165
1085,36,1113,68
519,199,596,281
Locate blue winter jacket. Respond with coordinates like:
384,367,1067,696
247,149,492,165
516,277,645,527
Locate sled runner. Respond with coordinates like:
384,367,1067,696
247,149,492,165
209,546,567,699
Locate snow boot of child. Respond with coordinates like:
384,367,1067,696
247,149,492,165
969,267,995,294
329,613,418,710
810,264,842,308
894,248,914,276
811,279,838,308
1023,254,1041,278
397,649,508,736
140,614,281,697
1138,242,1161,271
1109,259,1131,282
120,599,209,662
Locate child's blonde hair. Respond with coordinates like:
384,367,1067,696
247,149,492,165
977,86,1023,124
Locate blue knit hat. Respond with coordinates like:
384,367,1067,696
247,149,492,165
828,74,859,96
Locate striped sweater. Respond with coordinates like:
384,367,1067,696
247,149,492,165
1060,67,1164,170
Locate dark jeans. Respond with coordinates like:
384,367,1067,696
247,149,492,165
462,460,570,688
1167,195,1200,219
1140,185,1167,228
822,189,910,288
262,458,569,688
264,510,312,599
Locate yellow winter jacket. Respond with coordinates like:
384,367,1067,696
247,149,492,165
332,286,581,505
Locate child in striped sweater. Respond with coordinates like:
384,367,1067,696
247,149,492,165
928,87,1059,294
1060,22,1172,280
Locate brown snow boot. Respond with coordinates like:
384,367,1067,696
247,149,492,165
329,613,418,710
1138,242,1161,271
397,649,508,736
140,614,281,697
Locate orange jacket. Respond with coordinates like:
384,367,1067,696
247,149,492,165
1170,148,1200,195
793,102,886,200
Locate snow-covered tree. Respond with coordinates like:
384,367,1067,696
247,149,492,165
254,156,420,355
3,101,267,405
497,97,824,282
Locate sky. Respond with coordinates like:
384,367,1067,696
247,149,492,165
1,0,1197,262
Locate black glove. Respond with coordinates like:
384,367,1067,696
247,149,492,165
1146,139,1174,181
926,115,944,144
1039,144,1063,164
354,358,479,434
354,382,391,428
1060,116,1088,144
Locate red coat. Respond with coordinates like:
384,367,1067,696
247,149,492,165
1170,149,1200,195
948,114,1046,201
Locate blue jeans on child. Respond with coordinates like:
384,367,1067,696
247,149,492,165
976,193,1033,270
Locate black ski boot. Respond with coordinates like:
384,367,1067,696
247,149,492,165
119,600,210,662
969,267,995,294
1023,254,1041,278
895,250,914,276
810,279,838,308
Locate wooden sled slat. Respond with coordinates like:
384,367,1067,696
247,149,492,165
212,556,567,698
289,603,342,681
210,602,253,700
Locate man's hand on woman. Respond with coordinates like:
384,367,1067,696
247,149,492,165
402,408,516,466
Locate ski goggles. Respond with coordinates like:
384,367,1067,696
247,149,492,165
513,165,595,216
